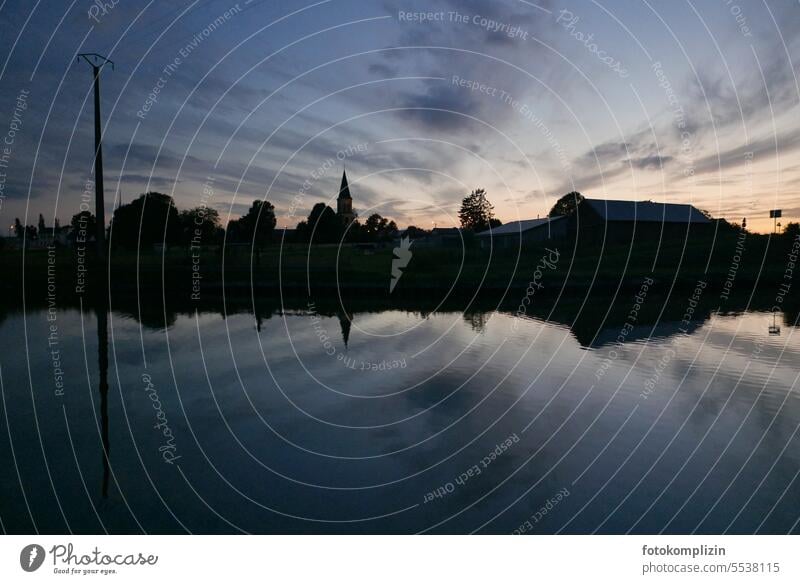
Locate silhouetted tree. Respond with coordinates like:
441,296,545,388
549,191,584,217
363,213,398,241
70,211,97,244
109,192,181,249
38,214,46,235
14,218,23,239
296,203,341,244
458,188,495,232
227,200,276,246
784,222,799,240
179,207,223,245
343,218,363,243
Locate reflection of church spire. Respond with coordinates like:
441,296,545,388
338,310,352,348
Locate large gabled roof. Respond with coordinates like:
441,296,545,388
584,199,711,223
475,215,566,237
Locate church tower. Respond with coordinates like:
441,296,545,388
336,168,356,224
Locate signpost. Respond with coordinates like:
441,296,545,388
770,209,782,234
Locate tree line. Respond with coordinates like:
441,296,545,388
8,189,794,252
7,192,401,250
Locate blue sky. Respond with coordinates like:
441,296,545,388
1,0,798,232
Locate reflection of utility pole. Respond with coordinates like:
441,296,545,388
78,54,114,260
769,311,781,335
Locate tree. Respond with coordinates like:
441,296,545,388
548,191,584,217
363,213,398,241
458,188,495,232
70,211,97,244
296,203,341,244
38,214,46,235
14,218,23,239
109,192,181,249
179,207,223,245
227,200,276,246
783,222,799,240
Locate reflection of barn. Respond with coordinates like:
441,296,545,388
569,198,711,242
475,216,566,249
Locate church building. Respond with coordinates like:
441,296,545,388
336,169,356,224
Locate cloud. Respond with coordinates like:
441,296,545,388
368,63,399,77
690,127,800,177
395,82,483,131
625,155,674,170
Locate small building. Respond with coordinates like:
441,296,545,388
39,226,72,247
413,227,463,248
475,216,567,249
569,198,711,242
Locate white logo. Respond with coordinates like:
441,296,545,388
20,544,45,572
390,236,413,293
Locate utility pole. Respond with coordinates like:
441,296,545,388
78,53,114,259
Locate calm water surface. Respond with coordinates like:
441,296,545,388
1,300,798,534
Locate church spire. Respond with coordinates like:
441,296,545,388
338,168,351,200
336,166,355,223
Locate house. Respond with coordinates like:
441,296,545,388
7,225,73,250
569,198,711,242
475,216,567,249
39,225,72,247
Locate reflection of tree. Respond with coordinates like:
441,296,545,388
254,302,274,333
463,310,492,333
783,306,800,329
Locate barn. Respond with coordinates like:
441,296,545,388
569,198,712,243
475,216,567,249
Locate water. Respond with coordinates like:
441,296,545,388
1,296,799,534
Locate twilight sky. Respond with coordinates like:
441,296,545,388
0,0,798,233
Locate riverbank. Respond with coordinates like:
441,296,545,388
2,230,797,301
